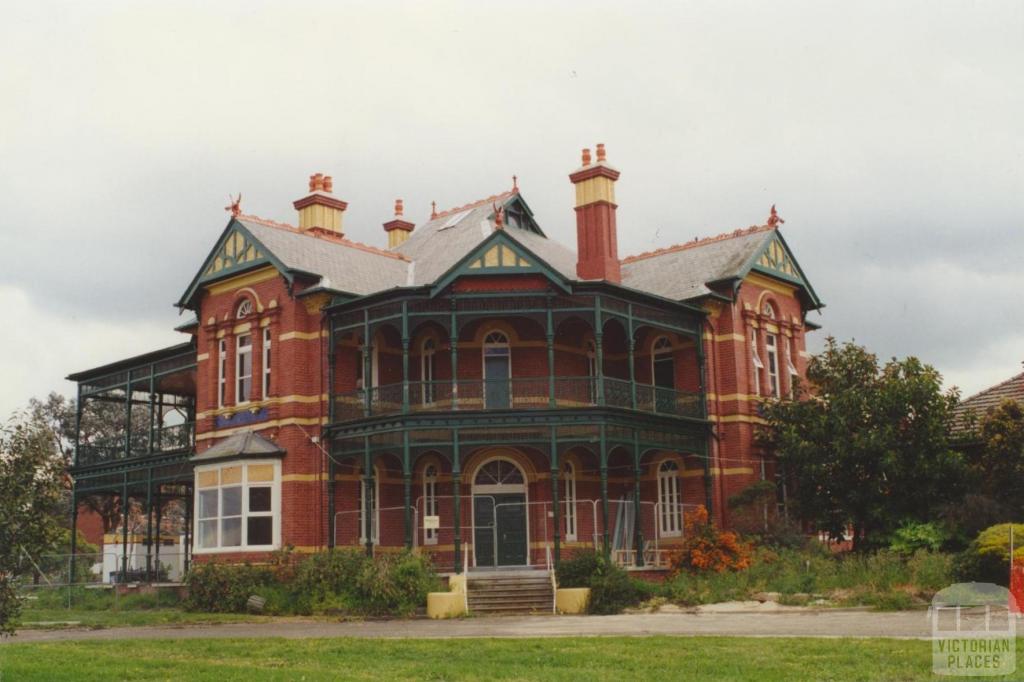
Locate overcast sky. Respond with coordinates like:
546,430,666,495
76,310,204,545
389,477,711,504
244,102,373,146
1,1,1022,418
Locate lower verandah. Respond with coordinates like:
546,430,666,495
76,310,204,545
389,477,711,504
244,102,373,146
330,444,710,572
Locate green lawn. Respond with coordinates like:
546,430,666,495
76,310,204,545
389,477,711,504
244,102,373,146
18,607,268,629
0,636,1006,681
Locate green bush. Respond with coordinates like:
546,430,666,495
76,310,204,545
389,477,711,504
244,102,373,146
907,550,954,593
588,561,641,615
184,561,274,613
889,522,948,556
953,523,1024,586
556,550,601,589
354,551,440,617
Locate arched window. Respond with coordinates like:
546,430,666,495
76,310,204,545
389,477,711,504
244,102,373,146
473,458,524,489
236,299,253,319
423,464,438,545
359,465,380,544
482,330,511,409
563,461,577,541
421,338,437,404
658,460,682,537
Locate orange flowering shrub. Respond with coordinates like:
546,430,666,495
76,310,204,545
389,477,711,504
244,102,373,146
671,506,752,574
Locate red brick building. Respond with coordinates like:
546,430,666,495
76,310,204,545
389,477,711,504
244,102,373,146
68,146,822,576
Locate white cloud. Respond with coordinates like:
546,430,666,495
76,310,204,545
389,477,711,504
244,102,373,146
0,286,185,420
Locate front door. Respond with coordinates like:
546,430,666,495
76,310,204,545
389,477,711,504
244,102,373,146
473,493,527,566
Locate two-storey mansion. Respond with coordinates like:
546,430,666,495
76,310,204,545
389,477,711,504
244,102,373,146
67,146,822,576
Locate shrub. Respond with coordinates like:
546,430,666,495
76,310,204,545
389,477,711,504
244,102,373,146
292,549,370,608
953,523,1024,586
588,559,641,615
672,506,752,574
907,550,954,593
556,550,601,588
889,522,948,556
355,551,440,617
184,561,274,613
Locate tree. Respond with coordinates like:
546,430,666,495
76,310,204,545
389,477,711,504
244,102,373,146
957,400,1024,524
760,338,963,551
0,411,65,634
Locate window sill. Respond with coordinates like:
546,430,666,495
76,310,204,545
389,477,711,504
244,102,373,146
193,544,279,555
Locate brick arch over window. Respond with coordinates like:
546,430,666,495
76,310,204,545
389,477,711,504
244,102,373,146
233,287,264,314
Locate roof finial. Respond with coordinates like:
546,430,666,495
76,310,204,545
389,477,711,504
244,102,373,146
430,201,438,219
767,204,785,227
492,203,505,230
225,193,242,217
512,174,518,191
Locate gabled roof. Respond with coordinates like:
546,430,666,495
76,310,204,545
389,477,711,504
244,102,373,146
395,190,577,287
191,430,285,463
951,371,1024,434
429,228,573,296
620,224,823,309
178,216,411,308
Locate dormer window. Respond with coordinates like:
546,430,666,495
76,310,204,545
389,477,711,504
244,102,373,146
236,299,254,319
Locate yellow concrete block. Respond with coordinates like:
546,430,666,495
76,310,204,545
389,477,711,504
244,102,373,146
427,591,467,619
556,587,590,614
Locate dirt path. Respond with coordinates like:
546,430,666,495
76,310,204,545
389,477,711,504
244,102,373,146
5,610,936,643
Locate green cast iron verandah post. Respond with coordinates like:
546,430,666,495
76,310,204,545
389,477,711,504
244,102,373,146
594,296,605,406
549,426,560,566
546,296,556,408
633,430,643,567
627,303,637,409
599,423,610,558
401,301,410,415
452,429,462,573
363,436,373,557
450,296,459,410
363,309,372,417
403,430,412,549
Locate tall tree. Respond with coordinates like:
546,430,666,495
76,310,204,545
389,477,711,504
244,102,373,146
760,338,963,550
969,400,1024,515
0,411,65,634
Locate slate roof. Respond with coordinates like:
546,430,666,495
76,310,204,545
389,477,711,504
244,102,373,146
191,430,285,463
214,192,806,309
395,191,578,285
237,217,411,296
620,225,776,300
951,372,1024,435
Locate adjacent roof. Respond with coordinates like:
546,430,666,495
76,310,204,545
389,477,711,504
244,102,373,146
66,341,195,382
191,430,285,463
951,371,1024,434
621,225,775,301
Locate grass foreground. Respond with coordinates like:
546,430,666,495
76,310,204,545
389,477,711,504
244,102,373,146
0,635,1013,681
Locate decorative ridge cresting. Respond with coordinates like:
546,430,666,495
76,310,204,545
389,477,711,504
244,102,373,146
431,188,518,220
621,224,775,265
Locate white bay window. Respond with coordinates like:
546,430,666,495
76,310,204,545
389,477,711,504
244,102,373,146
195,460,280,552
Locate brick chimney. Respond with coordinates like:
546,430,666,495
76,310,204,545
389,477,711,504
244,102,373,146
569,144,621,282
383,199,415,248
293,173,348,235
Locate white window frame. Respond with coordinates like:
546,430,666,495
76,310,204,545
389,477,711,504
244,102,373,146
563,460,577,541
194,459,281,554
359,465,380,544
262,327,272,398
750,328,763,397
423,464,438,545
765,332,780,398
236,333,253,404
217,339,227,408
421,338,437,404
657,460,682,537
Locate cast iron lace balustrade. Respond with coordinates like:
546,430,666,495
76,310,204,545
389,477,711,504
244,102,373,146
331,378,701,422
76,421,196,466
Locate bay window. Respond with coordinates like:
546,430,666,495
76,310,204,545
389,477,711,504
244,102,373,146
195,460,279,552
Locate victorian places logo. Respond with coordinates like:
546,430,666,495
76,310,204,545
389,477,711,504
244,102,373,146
930,583,1016,676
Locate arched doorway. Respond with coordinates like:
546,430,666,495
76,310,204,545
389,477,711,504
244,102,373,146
472,456,528,567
